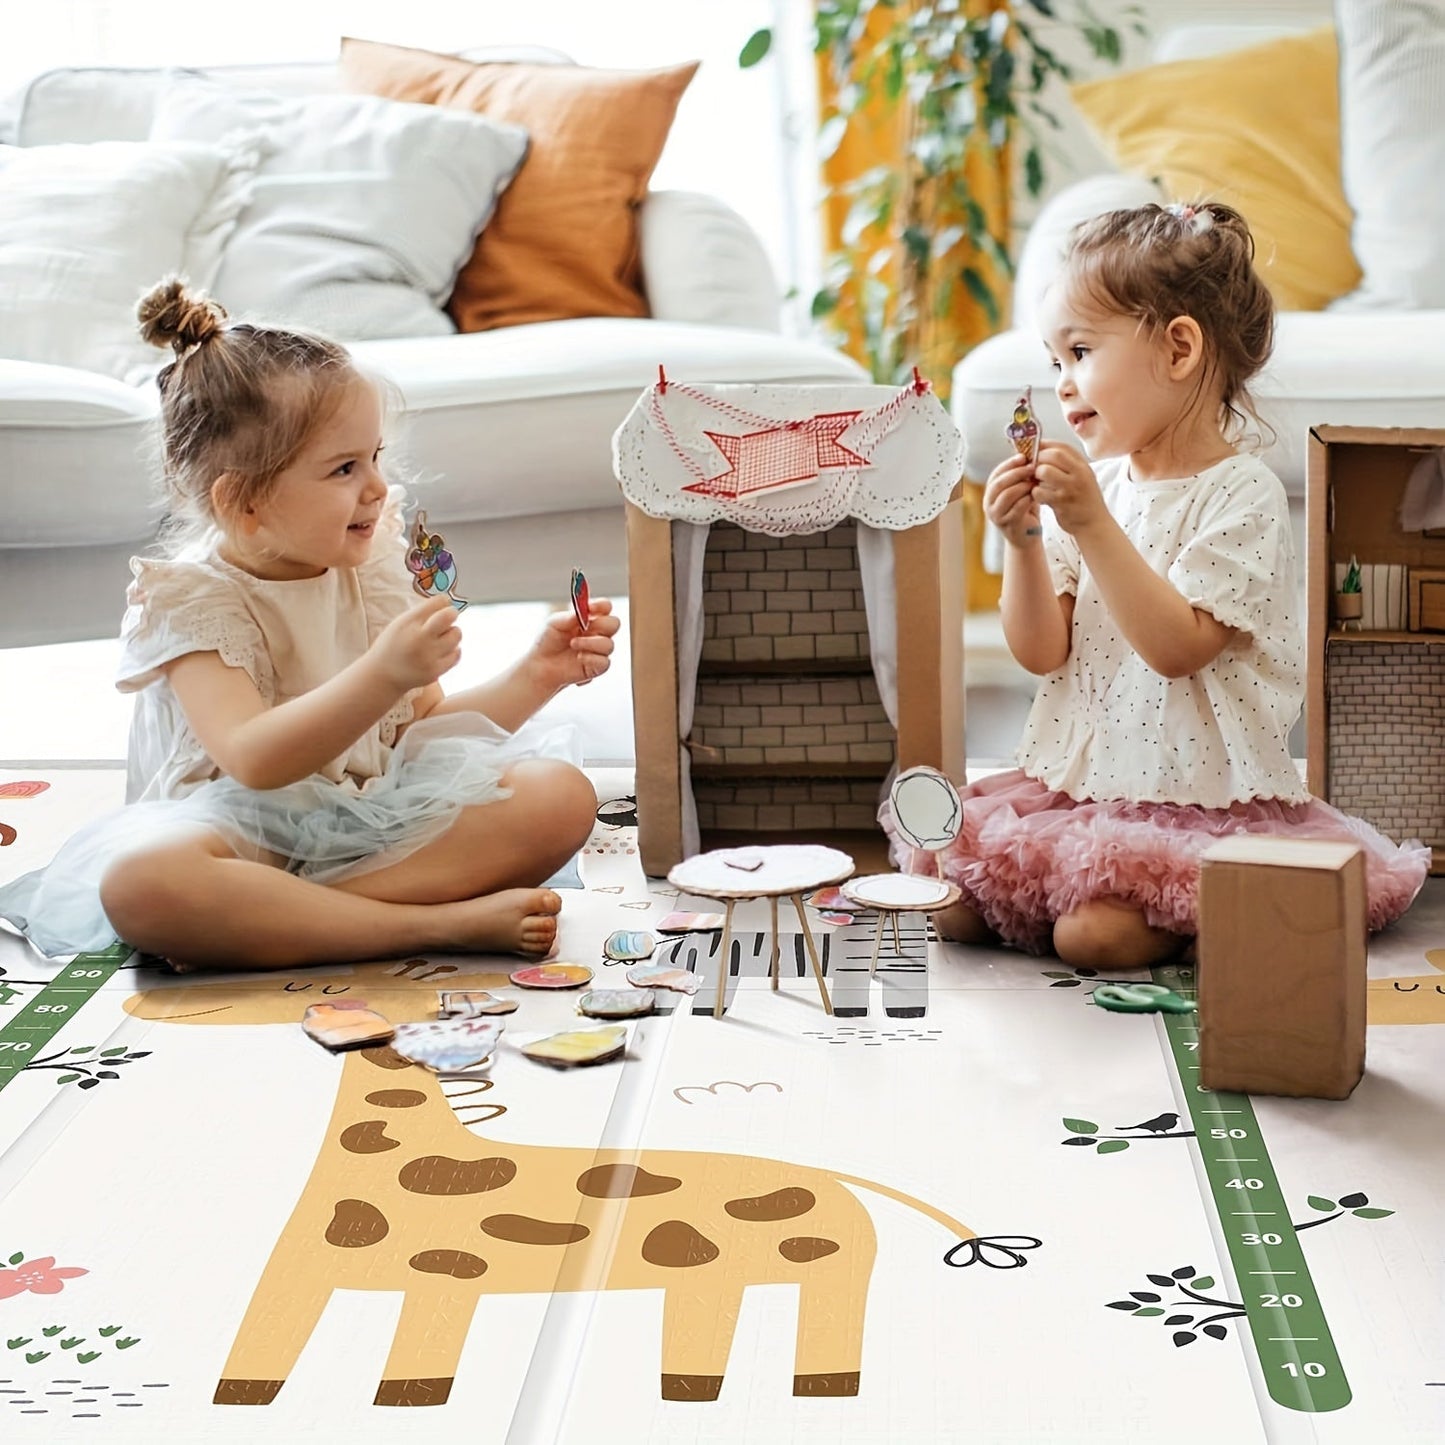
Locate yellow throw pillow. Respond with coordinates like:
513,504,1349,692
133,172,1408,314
1069,26,1359,311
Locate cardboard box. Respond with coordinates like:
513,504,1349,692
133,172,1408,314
1408,567,1445,632
1198,836,1366,1100
1306,426,1445,873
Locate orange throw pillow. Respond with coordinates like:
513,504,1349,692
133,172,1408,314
340,38,697,331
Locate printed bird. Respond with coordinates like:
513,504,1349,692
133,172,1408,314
1116,1112,1180,1134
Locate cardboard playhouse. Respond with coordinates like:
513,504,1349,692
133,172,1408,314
613,371,965,876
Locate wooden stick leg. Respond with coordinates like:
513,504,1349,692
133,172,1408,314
769,895,781,991
890,911,903,956
713,900,735,1020
789,894,833,1016
867,913,885,978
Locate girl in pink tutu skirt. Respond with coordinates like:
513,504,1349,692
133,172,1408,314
885,201,1429,968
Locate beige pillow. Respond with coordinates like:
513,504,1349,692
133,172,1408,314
340,38,697,331
1070,27,1359,311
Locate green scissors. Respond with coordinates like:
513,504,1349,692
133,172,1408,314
1091,982,1197,1014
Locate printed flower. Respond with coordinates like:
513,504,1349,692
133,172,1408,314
0,1257,88,1299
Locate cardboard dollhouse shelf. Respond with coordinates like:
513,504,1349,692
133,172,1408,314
616,376,966,878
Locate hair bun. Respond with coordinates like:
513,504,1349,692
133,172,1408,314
136,278,227,354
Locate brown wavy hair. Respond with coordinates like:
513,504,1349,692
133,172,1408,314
1060,201,1275,445
137,278,364,545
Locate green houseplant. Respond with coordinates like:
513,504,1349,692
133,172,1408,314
741,0,1142,390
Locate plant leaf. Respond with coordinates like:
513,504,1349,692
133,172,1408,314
1096,1139,1129,1154
1172,1331,1197,1348
1133,1307,1164,1317
1164,1314,1193,1326
78,1077,100,1090
1148,1273,1176,1287
7,1337,31,1349
1171,1265,1197,1279
1062,1117,1097,1134
60,1336,82,1349
114,1337,140,1350
1190,1276,1215,1291
1352,1207,1394,1220
76,1351,101,1364
25,1350,48,1364
100,1047,127,1057
738,28,772,69
1042,971,1073,979
1129,1291,1160,1303
98,1325,121,1337
1338,1192,1368,1208
69,1046,93,1054
1203,1324,1228,1341
1105,1300,1138,1311
56,1073,80,1085
7,1251,22,1265
1050,978,1082,987
1307,1195,1336,1212
41,1325,64,1337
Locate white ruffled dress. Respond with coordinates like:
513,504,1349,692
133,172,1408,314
0,493,576,956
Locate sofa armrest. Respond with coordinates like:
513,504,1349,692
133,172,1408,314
1012,173,1163,330
639,190,782,332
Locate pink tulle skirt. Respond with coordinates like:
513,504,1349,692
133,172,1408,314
880,769,1431,955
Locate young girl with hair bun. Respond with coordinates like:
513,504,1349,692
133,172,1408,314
0,281,618,970
885,201,1428,966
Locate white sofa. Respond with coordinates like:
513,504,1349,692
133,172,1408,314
0,58,865,647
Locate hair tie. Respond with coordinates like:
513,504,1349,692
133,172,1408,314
1169,202,1197,221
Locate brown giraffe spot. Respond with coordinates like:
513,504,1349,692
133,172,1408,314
794,1371,860,1397
481,1214,590,1246
339,1120,400,1154
374,1377,453,1407
325,1199,389,1248
362,1044,413,1071
641,1220,720,1268
575,1162,681,1199
724,1186,816,1222
661,1374,723,1401
214,1379,283,1406
778,1235,840,1263
409,1249,488,1279
366,1089,427,1108
398,1154,517,1195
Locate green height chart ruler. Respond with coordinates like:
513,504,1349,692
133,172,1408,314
1153,961,1350,1413
0,943,132,1094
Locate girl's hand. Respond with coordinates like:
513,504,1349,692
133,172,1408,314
372,595,463,692
1032,442,1106,535
530,597,621,689
983,453,1042,547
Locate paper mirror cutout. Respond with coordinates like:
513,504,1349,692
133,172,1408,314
405,509,469,611
578,989,655,1019
843,873,954,910
509,963,593,990
889,766,963,851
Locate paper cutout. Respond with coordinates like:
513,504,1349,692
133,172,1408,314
405,509,469,611
1091,983,1197,1015
1006,386,1040,466
889,766,963,851
578,989,656,1019
657,911,726,934
570,567,591,631
302,1000,394,1052
438,990,517,1018
818,910,857,926
522,1025,627,1069
603,930,657,961
626,963,701,994
684,412,866,500
844,873,952,909
509,963,594,990
0,780,49,800
720,849,765,872
806,886,863,913
392,1017,504,1073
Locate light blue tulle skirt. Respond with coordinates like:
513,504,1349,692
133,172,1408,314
0,713,581,958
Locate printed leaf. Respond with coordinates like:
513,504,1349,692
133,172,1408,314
7,1251,22,1265
76,1351,100,1364
69,1046,93,1054
1133,1307,1164,1317
127,1051,152,1059
1062,1118,1098,1135
1307,1195,1336,1212
1096,1139,1129,1154
25,1350,49,1364
114,1337,140,1350
1190,1277,1215,1291
60,1336,82,1349
1042,971,1074,979
100,1047,127,1057
1148,1273,1176,1287
98,1326,120,1337
1203,1324,1229,1340
1352,1207,1394,1220
1060,1136,1096,1146
56,1073,80,1085
1049,979,1082,987
1106,1300,1138,1311
738,27,772,69
41,1325,64,1337
1172,1331,1196,1348
78,1078,99,1090
1338,1191,1369,1208
1129,1291,1160,1303
1164,1314,1193,1326
97,1071,119,1081
1171,1265,1197,1279
7,1337,31,1349
1075,967,1099,977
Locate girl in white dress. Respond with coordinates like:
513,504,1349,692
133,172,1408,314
884,202,1428,966
0,282,618,970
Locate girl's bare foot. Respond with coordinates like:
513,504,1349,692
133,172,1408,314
443,888,562,957
935,900,997,945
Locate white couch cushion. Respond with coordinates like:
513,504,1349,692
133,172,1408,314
4,320,865,549
1333,0,1445,310
0,137,259,383
149,80,529,340
953,309,1445,498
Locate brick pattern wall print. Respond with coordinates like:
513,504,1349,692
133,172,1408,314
692,521,895,834
1327,642,1445,844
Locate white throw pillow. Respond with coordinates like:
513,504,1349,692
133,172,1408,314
0,138,260,383
149,79,530,340
1333,0,1445,310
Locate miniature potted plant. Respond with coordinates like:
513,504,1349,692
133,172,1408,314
1335,555,1363,624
